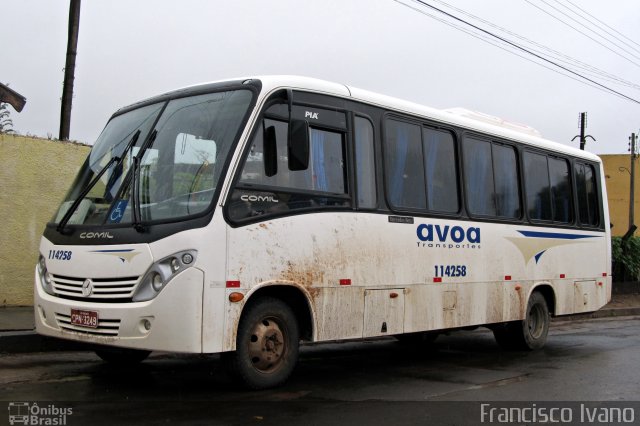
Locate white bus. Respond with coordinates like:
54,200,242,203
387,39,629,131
35,76,611,389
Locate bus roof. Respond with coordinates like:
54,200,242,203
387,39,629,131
144,75,603,164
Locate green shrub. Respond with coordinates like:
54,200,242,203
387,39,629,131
612,236,640,282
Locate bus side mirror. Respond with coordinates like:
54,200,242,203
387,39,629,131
288,119,309,171
263,125,277,177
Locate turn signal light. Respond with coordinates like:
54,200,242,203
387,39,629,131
229,292,244,303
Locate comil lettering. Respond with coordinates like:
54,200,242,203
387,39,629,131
80,232,114,239
241,194,279,203
305,111,319,120
416,224,481,244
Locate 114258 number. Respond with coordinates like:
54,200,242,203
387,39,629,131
48,250,72,261
434,265,467,278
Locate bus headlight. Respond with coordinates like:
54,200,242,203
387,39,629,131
37,255,55,296
132,250,197,302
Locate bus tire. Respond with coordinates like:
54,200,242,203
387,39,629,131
95,348,151,365
493,291,550,351
226,297,299,389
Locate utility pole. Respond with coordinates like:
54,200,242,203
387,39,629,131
571,112,596,150
629,132,638,230
59,0,81,141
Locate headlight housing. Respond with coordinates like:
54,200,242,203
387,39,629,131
132,250,197,302
37,254,55,295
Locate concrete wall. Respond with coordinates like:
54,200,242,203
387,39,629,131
601,155,640,237
0,134,89,306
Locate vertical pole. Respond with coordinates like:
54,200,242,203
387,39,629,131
630,133,637,230
59,0,81,141
579,112,586,150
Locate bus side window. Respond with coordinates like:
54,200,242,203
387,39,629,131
492,143,520,218
523,151,573,224
423,128,458,213
463,138,521,219
576,163,599,226
229,116,350,222
463,137,496,216
524,152,553,221
354,117,376,209
384,119,426,210
549,157,573,223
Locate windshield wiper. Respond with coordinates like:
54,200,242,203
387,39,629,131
56,130,141,234
131,130,157,232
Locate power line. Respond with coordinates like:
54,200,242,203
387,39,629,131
561,0,640,50
537,0,640,60
429,0,640,90
552,0,640,56
524,0,640,69
393,0,640,104
391,0,636,103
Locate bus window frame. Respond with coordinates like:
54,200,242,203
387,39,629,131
573,160,603,230
522,148,577,227
353,113,378,211
224,94,354,227
381,112,464,220
460,132,524,223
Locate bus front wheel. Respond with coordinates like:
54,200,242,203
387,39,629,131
225,297,300,389
493,291,550,351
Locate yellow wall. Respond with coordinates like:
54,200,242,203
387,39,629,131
0,134,90,306
601,154,640,237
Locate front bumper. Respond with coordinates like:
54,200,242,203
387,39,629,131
34,267,204,353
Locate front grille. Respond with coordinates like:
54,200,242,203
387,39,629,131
51,274,139,302
55,313,121,336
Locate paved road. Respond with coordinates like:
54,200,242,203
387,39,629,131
1,317,639,425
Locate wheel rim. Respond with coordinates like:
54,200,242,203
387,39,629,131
247,316,287,373
528,303,545,339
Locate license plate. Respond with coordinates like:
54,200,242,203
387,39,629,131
70,309,98,328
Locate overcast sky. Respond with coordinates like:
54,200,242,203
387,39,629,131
4,0,640,154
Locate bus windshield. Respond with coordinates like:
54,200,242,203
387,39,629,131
53,89,254,228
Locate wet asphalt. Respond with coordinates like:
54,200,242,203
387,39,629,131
1,316,639,425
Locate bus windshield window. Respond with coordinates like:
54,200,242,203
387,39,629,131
52,89,253,226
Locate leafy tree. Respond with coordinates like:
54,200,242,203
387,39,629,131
0,102,13,133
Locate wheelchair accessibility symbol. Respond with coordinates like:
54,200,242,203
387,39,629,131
108,200,128,224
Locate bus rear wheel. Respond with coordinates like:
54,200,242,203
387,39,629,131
493,291,550,351
225,297,299,389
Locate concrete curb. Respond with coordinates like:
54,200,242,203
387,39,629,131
2,307,639,355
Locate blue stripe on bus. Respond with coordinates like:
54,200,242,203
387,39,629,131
517,230,598,240
90,249,135,253
534,251,547,263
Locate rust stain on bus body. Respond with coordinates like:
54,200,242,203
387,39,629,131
517,284,527,318
282,261,322,300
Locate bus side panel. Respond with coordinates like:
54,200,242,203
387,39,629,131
226,214,372,344
226,212,610,344
403,281,524,333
